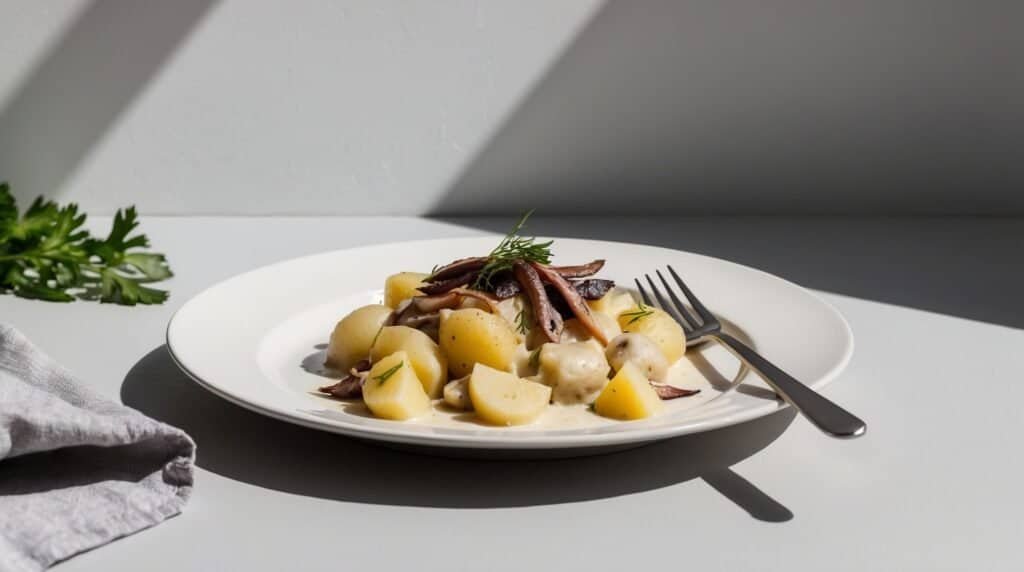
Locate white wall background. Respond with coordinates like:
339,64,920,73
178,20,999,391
0,1,1021,215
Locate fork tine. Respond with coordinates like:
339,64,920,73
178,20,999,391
644,274,695,331
634,278,653,306
667,265,717,326
656,269,702,327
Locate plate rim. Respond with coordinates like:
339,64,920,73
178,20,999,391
166,235,854,449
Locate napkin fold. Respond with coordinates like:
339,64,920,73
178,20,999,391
0,323,194,572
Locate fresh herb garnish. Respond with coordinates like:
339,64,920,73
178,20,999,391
373,361,403,385
0,183,172,305
472,210,553,290
621,302,654,325
514,309,531,335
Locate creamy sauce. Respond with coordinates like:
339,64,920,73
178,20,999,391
318,352,728,430
299,287,753,429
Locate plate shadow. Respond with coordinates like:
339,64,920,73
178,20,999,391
121,345,794,519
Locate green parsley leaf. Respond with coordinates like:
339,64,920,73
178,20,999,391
0,183,16,241
0,183,172,305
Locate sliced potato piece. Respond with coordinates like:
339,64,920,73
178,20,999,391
362,351,432,420
468,363,552,426
325,304,393,371
370,325,448,398
618,305,686,364
538,340,610,404
593,362,664,420
439,308,521,378
587,288,636,319
605,332,670,381
384,272,428,308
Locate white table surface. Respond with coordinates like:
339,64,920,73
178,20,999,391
3,216,1022,571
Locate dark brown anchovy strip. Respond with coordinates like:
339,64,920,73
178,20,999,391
574,279,615,300
650,383,701,400
318,376,362,399
351,359,371,372
424,257,487,283
492,277,522,299
318,360,371,400
531,263,609,346
486,270,517,298
548,259,605,279
418,271,477,295
411,291,461,313
514,261,563,343
449,287,502,313
397,313,441,329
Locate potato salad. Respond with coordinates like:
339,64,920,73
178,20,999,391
318,213,700,426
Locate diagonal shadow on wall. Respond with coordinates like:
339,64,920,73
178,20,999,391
425,0,1024,329
430,0,1024,216
0,0,219,206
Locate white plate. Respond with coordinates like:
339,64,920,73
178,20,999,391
167,237,853,456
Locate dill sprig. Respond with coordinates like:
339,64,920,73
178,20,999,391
514,308,531,335
373,361,404,385
621,302,654,325
472,210,553,290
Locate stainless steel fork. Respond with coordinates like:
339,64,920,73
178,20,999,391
636,266,866,438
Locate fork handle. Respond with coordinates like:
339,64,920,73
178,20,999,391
711,333,866,438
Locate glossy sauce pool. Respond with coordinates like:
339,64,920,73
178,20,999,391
262,294,757,431
314,351,742,430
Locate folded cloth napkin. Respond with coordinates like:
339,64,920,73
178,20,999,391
0,324,195,572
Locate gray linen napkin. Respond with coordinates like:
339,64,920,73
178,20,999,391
0,323,195,572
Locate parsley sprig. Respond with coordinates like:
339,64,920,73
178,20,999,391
0,183,172,305
472,210,553,290
621,302,654,325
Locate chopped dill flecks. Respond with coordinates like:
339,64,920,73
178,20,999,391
373,361,403,385
621,302,654,325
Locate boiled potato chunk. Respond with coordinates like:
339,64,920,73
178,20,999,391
384,272,428,308
469,363,552,426
370,326,448,398
618,306,687,364
362,351,432,420
594,362,664,420
439,308,521,378
538,340,610,404
587,288,636,319
325,304,393,371
605,333,670,382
